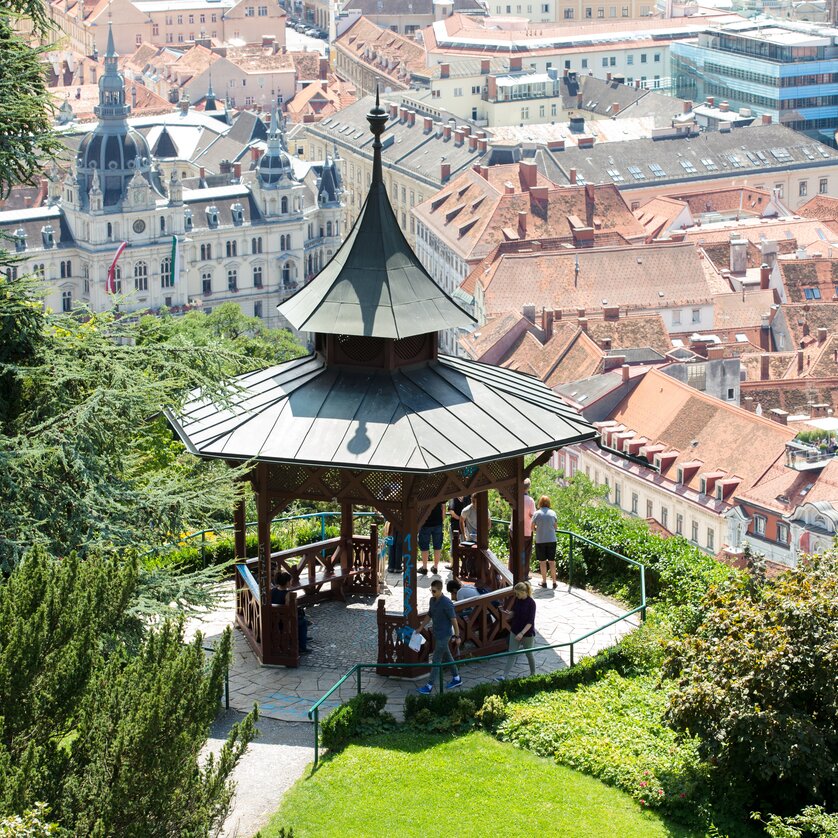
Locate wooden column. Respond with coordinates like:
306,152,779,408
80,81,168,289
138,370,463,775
340,501,353,572
476,491,489,551
233,492,247,561
511,456,526,584
402,505,419,628
256,463,273,663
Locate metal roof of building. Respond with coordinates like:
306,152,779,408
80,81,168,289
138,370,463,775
278,95,475,339
165,352,595,473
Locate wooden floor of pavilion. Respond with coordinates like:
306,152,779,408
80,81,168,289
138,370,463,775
188,571,639,723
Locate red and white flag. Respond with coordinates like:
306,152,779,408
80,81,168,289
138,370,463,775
106,242,128,294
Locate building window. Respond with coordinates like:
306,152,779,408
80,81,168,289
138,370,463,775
686,363,706,391
641,53,647,63
160,256,174,288
281,196,289,214
614,483,622,506
691,308,700,323
254,300,263,318
660,507,668,530
799,181,808,197
253,265,263,288
176,14,182,23
820,177,828,194
200,243,212,260
60,259,72,279
777,523,789,544
521,107,529,120
672,308,681,325
202,271,212,295
227,269,238,292
654,52,661,62
706,528,714,551
258,4,268,14
646,499,653,518
245,5,254,14
152,23,159,35
581,58,588,68
754,514,767,535
727,387,735,400
601,56,608,67
136,33,142,45
627,55,634,65
564,7,573,16
691,520,699,542
598,6,604,15
676,514,683,535
567,456,577,477
61,290,72,312
134,260,148,291
804,287,821,300
631,493,638,514
226,240,237,258
251,236,263,254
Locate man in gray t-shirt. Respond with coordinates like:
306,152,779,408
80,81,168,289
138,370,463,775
416,579,462,693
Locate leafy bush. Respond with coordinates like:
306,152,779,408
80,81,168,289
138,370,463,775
496,670,706,814
319,693,395,753
665,552,838,814
475,694,508,731
0,804,59,837
409,698,478,734
755,805,838,838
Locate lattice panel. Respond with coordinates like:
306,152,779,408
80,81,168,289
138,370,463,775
486,458,516,482
267,463,311,494
321,468,347,493
393,334,426,360
412,473,448,501
362,471,405,503
337,334,384,363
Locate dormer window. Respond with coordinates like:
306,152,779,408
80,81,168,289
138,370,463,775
699,478,707,494
206,205,219,228
41,224,55,248
14,227,26,252
184,209,193,231
676,467,684,483
231,202,245,225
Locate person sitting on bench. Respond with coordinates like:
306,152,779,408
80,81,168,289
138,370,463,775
271,570,311,654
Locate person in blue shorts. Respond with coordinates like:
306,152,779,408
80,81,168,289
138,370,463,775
418,501,445,575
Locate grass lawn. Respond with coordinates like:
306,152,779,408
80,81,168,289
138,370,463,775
261,730,704,838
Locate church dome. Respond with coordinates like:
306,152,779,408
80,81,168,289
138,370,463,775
78,127,151,174
257,147,294,186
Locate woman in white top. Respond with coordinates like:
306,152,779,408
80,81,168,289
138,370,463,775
531,495,558,589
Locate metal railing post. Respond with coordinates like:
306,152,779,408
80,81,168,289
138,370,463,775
568,533,574,589
570,642,574,667
640,564,647,622
321,512,327,543
225,663,230,710
201,530,206,567
313,707,320,768
438,661,445,693
356,666,362,695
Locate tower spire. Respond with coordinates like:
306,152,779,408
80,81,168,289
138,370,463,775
106,19,116,60
366,86,387,187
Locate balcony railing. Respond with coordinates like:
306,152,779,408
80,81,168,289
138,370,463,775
785,440,836,471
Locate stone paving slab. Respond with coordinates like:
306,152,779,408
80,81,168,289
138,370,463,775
188,570,639,724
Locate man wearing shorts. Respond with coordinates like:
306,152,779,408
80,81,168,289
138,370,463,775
418,501,445,575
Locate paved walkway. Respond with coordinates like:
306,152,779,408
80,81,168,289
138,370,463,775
189,569,639,724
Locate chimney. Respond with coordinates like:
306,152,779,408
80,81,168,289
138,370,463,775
542,307,554,340
199,166,206,182
585,183,595,227
477,138,488,153
578,316,588,332
251,146,263,162
761,113,772,126
519,160,537,190
760,262,770,290
219,160,232,174
443,124,452,141
523,303,536,323
730,236,747,274
769,408,789,426
179,96,190,115
622,364,631,383
423,115,433,133
468,134,477,152
719,100,730,112
818,326,828,344
683,99,693,114
600,336,612,350
611,102,620,115
569,167,577,185
634,79,640,89
454,128,464,146
481,58,490,74
504,181,515,195
398,105,408,122
603,305,620,321
440,162,451,182
577,135,594,148
707,96,715,107
319,57,329,79
509,55,522,71
262,34,275,49
233,162,241,179
408,110,416,126
389,102,398,118
517,210,527,238
479,165,489,179
440,63,449,78
797,349,804,374
760,353,770,380
606,72,612,82
743,396,755,412
576,92,583,109
707,345,724,360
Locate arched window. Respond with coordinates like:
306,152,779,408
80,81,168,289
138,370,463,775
227,268,238,292
201,270,212,295
134,260,148,291
106,222,113,240
326,221,332,237
251,236,262,254
253,265,263,288
160,256,173,288
226,240,237,258
281,196,288,214
160,215,166,233
282,262,291,285
200,243,212,260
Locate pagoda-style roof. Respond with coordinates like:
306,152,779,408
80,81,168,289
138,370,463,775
278,94,474,340
164,353,594,473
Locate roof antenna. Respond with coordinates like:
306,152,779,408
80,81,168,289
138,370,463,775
574,252,580,288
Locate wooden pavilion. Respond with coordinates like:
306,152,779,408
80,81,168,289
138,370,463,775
165,93,595,671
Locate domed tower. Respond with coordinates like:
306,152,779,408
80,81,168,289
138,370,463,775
75,23,159,211
257,105,296,189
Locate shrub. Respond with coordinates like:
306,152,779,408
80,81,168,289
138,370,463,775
475,695,508,730
665,552,838,814
319,693,395,753
755,806,838,838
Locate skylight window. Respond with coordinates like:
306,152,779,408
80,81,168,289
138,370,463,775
627,165,644,180
680,159,697,174
649,163,666,177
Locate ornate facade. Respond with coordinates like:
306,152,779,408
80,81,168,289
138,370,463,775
0,25,343,330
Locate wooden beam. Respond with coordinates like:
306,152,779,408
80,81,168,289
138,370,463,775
511,456,526,583
256,463,272,663
476,491,489,550
524,449,554,478
402,504,419,628
233,491,247,561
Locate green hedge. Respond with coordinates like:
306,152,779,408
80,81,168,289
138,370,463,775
320,692,395,752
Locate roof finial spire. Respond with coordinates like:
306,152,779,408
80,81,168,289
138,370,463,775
106,15,116,59
366,85,387,186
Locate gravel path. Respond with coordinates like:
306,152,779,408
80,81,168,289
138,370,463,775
207,711,313,838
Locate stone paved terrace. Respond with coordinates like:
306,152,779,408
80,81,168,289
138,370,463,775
188,570,639,724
